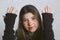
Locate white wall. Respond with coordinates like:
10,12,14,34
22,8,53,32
0,0,60,40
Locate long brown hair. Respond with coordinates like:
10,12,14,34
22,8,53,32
16,5,44,40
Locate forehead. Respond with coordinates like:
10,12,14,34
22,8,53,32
23,12,34,18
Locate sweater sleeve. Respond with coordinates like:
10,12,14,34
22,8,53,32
42,13,55,40
3,13,17,40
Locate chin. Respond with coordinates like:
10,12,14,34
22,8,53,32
29,30,36,33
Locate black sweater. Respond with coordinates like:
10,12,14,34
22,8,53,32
2,13,55,40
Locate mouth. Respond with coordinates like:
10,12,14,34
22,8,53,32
28,27,33,30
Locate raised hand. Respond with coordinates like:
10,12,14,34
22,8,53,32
7,6,14,13
42,6,51,13
7,6,18,14
3,6,18,18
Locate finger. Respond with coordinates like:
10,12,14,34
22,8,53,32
7,7,12,13
12,9,18,13
7,6,14,13
41,10,45,13
46,6,49,12
53,14,55,19
10,6,14,11
44,6,47,12
7,7,10,13
9,7,14,13
41,10,43,13
46,6,51,13
15,10,18,13
48,6,51,13
3,15,6,18
44,6,51,13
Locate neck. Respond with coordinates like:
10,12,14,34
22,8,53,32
28,32,34,37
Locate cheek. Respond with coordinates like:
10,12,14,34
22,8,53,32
23,22,28,29
23,22,27,27
32,20,39,30
33,20,39,26
34,21,39,30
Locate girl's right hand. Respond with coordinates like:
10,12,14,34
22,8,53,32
7,6,14,13
7,6,18,14
3,6,18,19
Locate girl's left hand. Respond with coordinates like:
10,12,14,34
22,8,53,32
42,6,51,13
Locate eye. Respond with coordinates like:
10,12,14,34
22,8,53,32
32,17,36,20
23,19,28,22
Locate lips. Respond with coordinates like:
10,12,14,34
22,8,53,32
28,27,33,30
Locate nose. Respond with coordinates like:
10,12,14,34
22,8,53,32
28,20,33,26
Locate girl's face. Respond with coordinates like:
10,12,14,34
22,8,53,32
23,12,39,33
